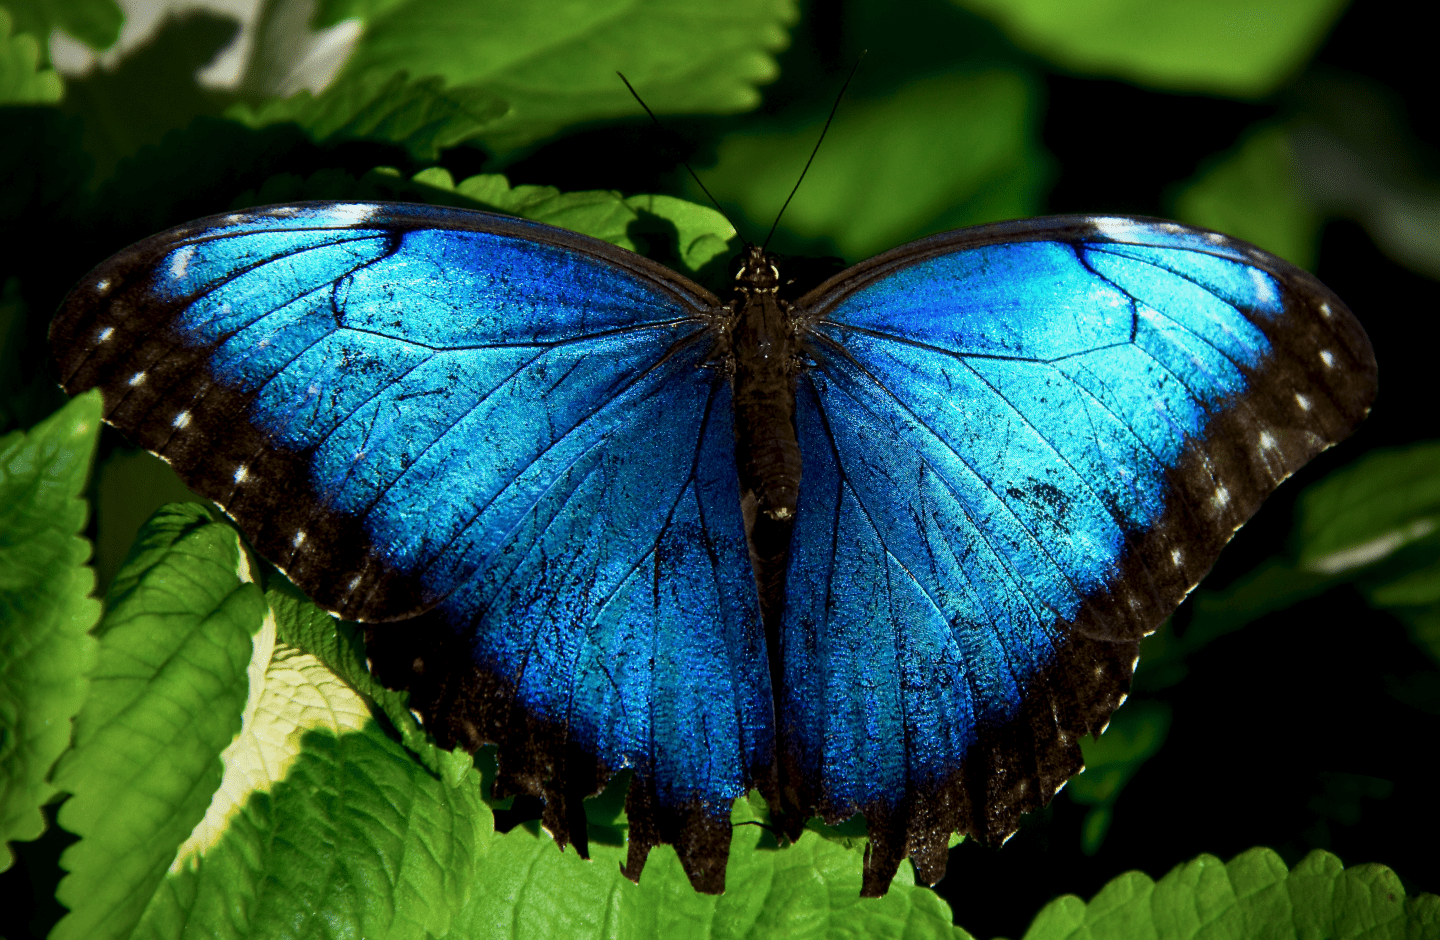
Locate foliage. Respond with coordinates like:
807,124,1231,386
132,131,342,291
1,0,1437,937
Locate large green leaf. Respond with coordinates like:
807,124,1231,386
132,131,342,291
50,503,267,940
953,0,1348,98
454,815,972,940
1023,847,1438,940
227,71,509,161
332,0,796,154
128,586,491,940
693,69,1050,262
0,391,101,871
0,7,63,103
3,0,122,54
1172,125,1321,271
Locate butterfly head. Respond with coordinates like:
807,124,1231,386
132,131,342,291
733,246,782,294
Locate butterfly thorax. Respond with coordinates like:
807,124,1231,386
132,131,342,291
725,246,803,523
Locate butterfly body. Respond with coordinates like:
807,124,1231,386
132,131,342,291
51,203,1376,897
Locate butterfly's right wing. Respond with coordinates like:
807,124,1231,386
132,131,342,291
50,203,773,892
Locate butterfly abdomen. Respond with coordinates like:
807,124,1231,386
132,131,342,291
729,249,803,521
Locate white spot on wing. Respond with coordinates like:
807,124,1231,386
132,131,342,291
233,464,248,484
1249,267,1278,305
128,371,147,386
347,575,361,591
327,203,379,225
293,530,306,548
97,326,114,342
169,246,196,280
1320,349,1336,368
1171,547,1183,566
172,410,191,429
1320,301,1332,318
1205,231,1227,244
1212,484,1230,509
1259,430,1277,450
95,278,110,294
1090,217,1141,241
1295,393,1312,411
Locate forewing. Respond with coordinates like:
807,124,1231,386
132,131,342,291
50,202,772,891
783,216,1376,894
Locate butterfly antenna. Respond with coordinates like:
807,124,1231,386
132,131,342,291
618,72,747,246
762,51,865,251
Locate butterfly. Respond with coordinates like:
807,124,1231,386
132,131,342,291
50,202,1376,896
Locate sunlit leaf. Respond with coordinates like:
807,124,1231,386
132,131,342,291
0,392,101,871
953,0,1348,97
50,504,266,940
129,587,490,940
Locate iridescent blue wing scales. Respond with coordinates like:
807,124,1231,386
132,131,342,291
50,203,772,891
783,216,1375,894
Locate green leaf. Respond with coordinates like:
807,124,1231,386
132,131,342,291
0,7,63,103
1022,847,1438,940
454,816,974,939
334,0,797,154
1172,125,1322,271
129,586,491,940
953,0,1347,98
3,0,123,54
415,169,736,282
227,71,509,161
50,503,267,940
1294,442,1440,579
694,69,1050,262
0,391,102,871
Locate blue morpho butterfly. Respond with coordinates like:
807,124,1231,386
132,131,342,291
50,199,1375,896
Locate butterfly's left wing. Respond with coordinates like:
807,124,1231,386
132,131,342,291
50,203,773,892
782,216,1376,895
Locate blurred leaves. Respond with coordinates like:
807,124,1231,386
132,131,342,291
953,0,1349,98
1185,442,1440,670
0,392,100,871
1172,124,1321,270
4,0,122,55
1067,700,1172,855
696,70,1050,261
1290,72,1440,280
331,0,797,155
0,8,63,103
